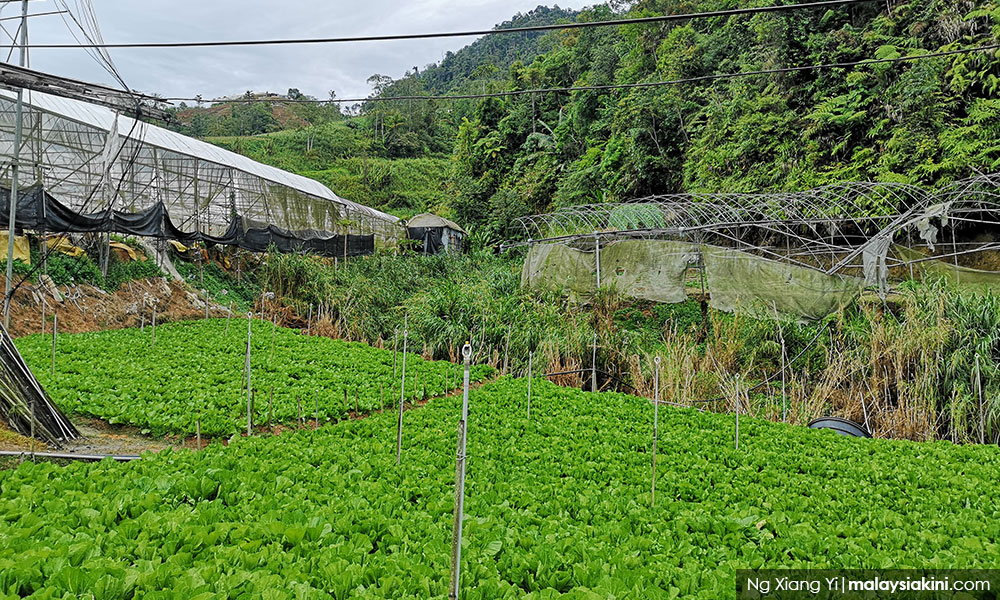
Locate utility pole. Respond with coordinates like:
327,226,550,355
3,0,29,328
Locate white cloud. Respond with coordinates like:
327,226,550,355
9,0,595,102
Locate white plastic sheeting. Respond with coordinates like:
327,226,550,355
0,89,402,243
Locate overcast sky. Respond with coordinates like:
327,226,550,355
5,0,595,104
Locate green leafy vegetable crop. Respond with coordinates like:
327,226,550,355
14,319,492,436
1,378,998,598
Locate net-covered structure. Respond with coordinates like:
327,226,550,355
0,90,404,256
509,178,1000,321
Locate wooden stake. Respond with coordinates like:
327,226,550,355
196,418,201,450
151,304,157,349
307,304,312,335
297,396,302,426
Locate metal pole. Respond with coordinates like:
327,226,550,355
527,351,532,420
151,304,157,349
270,315,276,362
448,343,472,600
314,389,319,429
196,418,201,449
591,333,598,393
976,353,984,444
3,0,29,329
503,324,511,376
735,376,740,450
245,312,252,435
780,338,787,423
396,315,408,465
225,302,232,334
307,303,312,335
50,311,56,376
393,329,398,379
651,356,660,508
267,386,274,428
594,235,601,288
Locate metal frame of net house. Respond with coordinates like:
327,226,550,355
507,179,1000,321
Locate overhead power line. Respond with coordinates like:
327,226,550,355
0,10,67,23
16,0,877,49
164,42,1000,106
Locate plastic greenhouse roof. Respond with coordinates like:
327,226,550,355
0,89,399,225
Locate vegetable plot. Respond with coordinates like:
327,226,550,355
1,378,999,598
14,319,493,436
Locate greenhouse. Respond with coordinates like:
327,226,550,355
0,90,404,256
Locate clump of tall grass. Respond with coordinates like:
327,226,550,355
257,250,1000,443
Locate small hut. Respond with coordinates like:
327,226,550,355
406,213,467,254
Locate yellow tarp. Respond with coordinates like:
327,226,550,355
109,241,139,262
45,236,84,257
169,240,189,253
0,232,30,265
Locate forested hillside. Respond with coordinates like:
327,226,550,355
169,1,1000,240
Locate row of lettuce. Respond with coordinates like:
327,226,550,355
1,378,998,597
14,319,493,436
